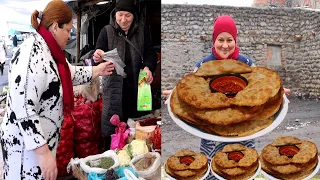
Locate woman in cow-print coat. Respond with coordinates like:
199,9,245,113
0,1,114,180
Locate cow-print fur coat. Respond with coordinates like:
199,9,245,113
0,32,92,179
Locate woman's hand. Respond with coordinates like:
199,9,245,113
34,144,57,180
284,88,291,103
143,66,153,84
94,61,115,78
284,88,291,95
163,90,172,96
93,49,104,63
162,90,172,105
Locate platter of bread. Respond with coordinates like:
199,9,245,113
260,136,320,180
210,144,261,180
164,150,210,180
168,60,289,142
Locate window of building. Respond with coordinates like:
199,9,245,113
266,45,282,67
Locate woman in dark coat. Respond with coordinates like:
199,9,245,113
93,0,157,147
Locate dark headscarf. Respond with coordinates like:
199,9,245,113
115,0,136,15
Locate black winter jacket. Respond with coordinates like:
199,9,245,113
96,16,157,137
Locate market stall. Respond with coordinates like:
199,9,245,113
53,75,162,179
65,112,162,180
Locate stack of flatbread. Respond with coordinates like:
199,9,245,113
211,144,259,180
260,136,318,180
165,150,208,180
170,60,283,137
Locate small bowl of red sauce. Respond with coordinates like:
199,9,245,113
209,73,248,97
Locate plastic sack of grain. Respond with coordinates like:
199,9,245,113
79,150,119,174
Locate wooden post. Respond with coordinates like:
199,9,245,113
76,10,81,63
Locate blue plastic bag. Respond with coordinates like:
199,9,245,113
88,172,105,180
115,166,138,180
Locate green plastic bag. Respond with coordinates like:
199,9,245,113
137,71,152,111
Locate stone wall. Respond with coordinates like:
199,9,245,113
161,4,320,98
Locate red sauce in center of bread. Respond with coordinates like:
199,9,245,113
211,81,243,94
210,76,247,96
279,145,299,157
180,156,195,165
228,151,244,162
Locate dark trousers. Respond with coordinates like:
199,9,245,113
103,79,150,150
122,78,150,121
103,135,112,151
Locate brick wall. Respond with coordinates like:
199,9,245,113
161,4,320,98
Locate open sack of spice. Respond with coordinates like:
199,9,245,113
110,114,130,150
130,152,161,180
78,150,119,174
103,48,126,77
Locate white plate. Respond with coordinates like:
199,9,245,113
163,163,210,180
210,159,261,180
167,91,289,142
260,156,320,180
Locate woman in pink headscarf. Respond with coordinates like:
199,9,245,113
196,15,256,180
164,15,289,179
194,15,253,68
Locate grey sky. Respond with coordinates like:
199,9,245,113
0,0,51,16
0,0,51,35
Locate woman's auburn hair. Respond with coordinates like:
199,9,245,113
31,0,73,30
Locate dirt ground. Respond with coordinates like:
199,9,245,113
161,95,320,177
